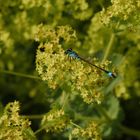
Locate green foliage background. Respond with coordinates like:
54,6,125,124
0,0,140,140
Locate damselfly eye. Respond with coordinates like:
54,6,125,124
65,48,72,54
68,48,72,51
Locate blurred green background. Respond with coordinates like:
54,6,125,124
0,0,140,139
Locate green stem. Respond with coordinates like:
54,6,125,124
102,33,115,62
0,69,40,80
22,108,140,138
35,118,71,135
97,0,104,10
34,124,47,135
69,134,72,140
96,106,111,122
22,115,46,135
102,22,120,62
70,121,82,129
119,125,140,138
21,114,44,119
97,106,140,138
61,92,69,110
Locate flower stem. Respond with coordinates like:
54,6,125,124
70,121,82,129
102,33,115,62
69,134,72,140
97,0,104,9
22,114,44,119
22,107,140,138
102,22,120,62
34,125,47,135
0,69,40,80
119,125,140,138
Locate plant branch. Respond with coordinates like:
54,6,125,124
70,121,82,129
22,107,140,138
102,33,115,62
102,22,120,62
0,69,40,80
21,114,44,119
119,125,140,138
34,124,47,135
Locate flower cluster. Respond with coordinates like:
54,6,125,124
21,0,50,8
0,101,31,140
35,24,77,89
87,13,113,53
72,121,101,140
63,0,93,20
115,47,140,98
41,109,70,133
0,26,14,55
35,25,114,104
100,0,140,25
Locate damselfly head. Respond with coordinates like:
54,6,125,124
65,48,72,54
